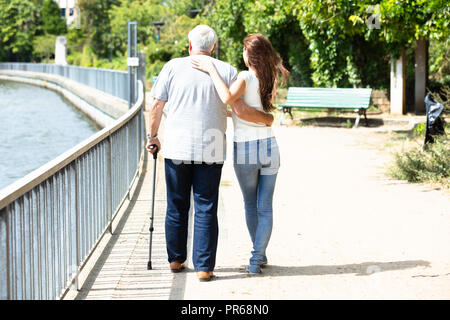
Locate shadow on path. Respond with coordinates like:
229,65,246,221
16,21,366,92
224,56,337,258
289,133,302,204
74,151,149,300
212,260,431,281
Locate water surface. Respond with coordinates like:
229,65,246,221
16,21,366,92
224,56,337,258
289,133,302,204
0,80,100,190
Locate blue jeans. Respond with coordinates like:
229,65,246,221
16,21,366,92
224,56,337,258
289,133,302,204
233,137,280,273
164,159,223,272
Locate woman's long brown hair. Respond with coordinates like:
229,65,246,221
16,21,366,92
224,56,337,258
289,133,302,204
243,34,290,113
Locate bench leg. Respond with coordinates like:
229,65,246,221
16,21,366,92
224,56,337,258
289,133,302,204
279,110,286,126
353,109,368,128
287,109,294,120
354,109,361,128
279,108,293,126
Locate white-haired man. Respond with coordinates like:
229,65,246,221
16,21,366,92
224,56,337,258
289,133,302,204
146,25,273,281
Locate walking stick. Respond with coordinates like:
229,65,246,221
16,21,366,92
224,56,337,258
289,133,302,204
147,144,158,270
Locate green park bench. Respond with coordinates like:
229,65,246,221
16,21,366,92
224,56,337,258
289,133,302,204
278,87,373,128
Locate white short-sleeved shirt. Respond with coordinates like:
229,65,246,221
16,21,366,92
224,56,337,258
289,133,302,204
150,56,237,163
232,69,274,142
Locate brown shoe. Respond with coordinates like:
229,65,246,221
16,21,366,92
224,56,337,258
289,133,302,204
169,261,185,273
196,271,215,282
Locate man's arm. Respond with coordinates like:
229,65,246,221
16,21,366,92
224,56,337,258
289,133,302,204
146,96,166,154
230,99,274,126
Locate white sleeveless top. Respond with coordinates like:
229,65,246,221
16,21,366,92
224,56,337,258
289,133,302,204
232,69,274,142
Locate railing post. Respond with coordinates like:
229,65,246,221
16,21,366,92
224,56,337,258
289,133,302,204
138,52,146,110
106,137,113,234
128,21,138,109
74,158,80,291
126,125,130,199
5,205,11,300
137,55,146,163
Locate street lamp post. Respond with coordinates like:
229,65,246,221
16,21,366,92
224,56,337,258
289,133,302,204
152,21,164,41
187,9,202,18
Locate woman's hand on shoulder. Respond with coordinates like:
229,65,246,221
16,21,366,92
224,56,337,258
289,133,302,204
265,113,274,126
191,55,215,74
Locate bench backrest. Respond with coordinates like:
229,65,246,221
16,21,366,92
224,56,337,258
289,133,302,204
280,87,372,109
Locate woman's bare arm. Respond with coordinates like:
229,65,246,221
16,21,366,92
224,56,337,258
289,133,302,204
191,55,245,104
230,99,274,126
191,56,273,126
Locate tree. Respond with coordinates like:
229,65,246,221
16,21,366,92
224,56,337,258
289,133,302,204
40,0,67,35
0,0,40,61
167,0,212,16
208,0,247,69
78,0,120,58
349,0,450,113
108,0,171,54
348,0,449,57
238,0,313,86
32,34,57,62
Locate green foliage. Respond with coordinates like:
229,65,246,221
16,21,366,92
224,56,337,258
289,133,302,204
77,0,120,58
350,0,449,58
108,0,170,54
429,37,450,84
32,34,56,62
390,86,449,188
68,0,204,76
242,0,313,86
208,0,247,69
143,13,206,78
413,122,426,136
45,0,450,92
294,0,360,87
389,136,449,188
210,0,312,86
0,0,67,62
167,0,212,16
40,0,67,35
0,0,39,61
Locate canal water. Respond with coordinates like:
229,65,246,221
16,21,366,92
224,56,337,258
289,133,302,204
0,80,100,190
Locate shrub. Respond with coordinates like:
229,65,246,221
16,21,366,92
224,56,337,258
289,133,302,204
389,128,449,188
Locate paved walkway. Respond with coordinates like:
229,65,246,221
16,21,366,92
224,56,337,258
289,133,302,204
66,118,450,300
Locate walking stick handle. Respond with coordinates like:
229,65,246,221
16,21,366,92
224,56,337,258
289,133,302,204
148,144,159,160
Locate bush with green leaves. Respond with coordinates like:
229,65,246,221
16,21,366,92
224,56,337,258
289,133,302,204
32,34,57,63
389,86,449,188
390,135,449,188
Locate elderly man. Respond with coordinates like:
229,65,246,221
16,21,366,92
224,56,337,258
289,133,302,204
147,25,273,281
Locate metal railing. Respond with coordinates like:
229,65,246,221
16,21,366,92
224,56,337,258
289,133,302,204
0,79,146,300
0,63,129,102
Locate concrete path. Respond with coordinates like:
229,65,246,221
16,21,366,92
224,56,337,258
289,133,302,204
67,119,450,300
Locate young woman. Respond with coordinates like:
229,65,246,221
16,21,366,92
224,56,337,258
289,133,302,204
191,33,289,274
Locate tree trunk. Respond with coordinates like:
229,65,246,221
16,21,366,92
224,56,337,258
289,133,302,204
390,47,406,115
414,39,428,114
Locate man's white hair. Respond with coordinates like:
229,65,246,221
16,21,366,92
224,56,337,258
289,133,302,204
188,25,217,53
